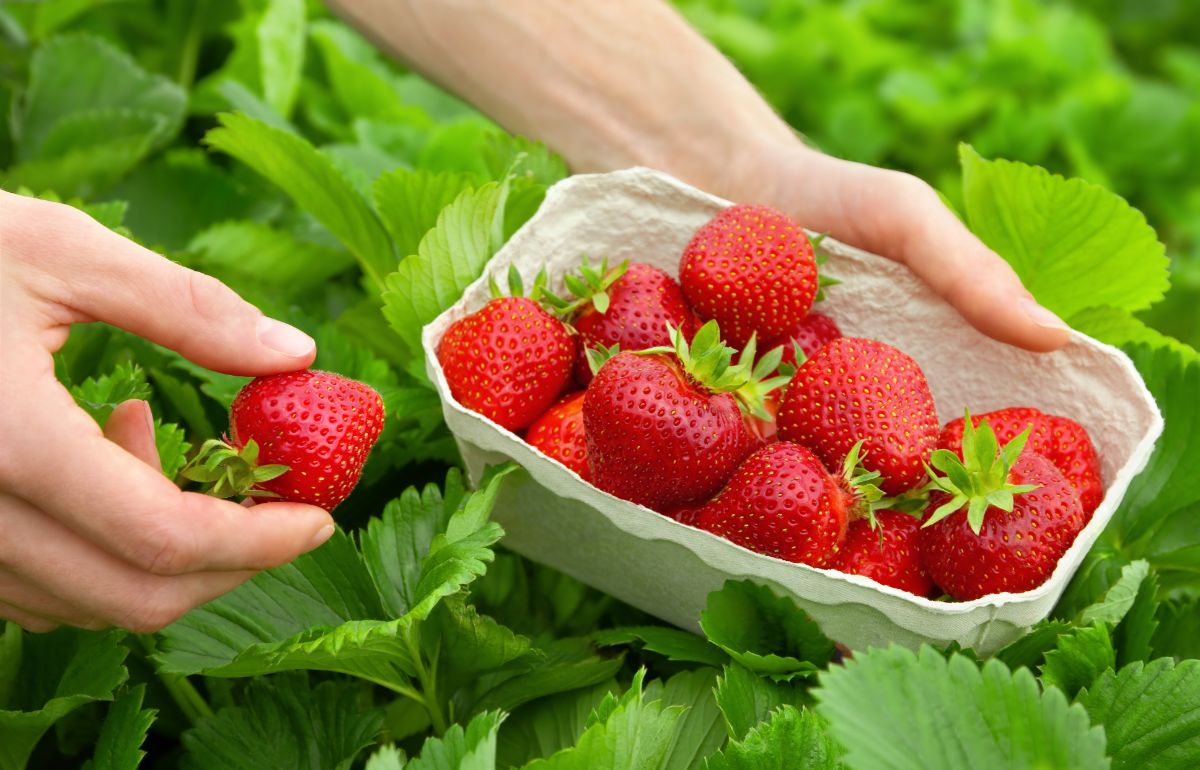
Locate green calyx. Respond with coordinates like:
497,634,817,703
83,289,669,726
487,264,551,302
810,232,840,302
180,438,289,500
639,319,791,420
539,256,629,318
921,409,1040,534
840,439,888,529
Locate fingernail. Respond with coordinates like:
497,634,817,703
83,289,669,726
309,523,335,550
256,316,315,357
1020,299,1069,332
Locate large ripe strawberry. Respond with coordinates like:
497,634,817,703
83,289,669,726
938,407,1103,517
777,337,938,496
525,392,590,480
584,320,789,512
679,204,818,348
695,440,883,568
548,261,699,385
183,370,385,510
764,311,842,369
919,414,1085,600
831,510,933,596
437,294,574,431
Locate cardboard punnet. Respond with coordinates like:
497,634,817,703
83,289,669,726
422,167,1163,654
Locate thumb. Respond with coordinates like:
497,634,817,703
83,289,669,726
47,202,315,375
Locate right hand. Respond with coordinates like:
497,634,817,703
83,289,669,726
0,190,336,633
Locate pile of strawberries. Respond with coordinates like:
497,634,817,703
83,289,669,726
438,204,1104,601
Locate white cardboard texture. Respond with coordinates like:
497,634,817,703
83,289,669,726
422,167,1163,654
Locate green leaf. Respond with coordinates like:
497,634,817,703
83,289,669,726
496,682,617,769
699,581,834,681
469,637,624,716
1078,559,1150,627
380,180,510,361
381,710,504,770
643,668,726,770
705,706,843,770
154,419,191,480
204,112,394,287
255,0,305,118
591,626,728,668
188,220,356,298
425,597,532,703
521,671,685,770
813,646,1109,770
959,144,1169,319
1070,306,1199,360
0,628,128,770
311,21,408,121
180,674,382,770
1039,623,1115,699
714,663,808,742
70,362,150,425
83,685,155,770
1152,599,1200,661
1079,658,1200,770
1114,568,1159,666
373,168,477,261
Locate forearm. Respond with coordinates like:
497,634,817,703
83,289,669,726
326,0,804,195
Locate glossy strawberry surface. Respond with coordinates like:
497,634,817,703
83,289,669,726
525,392,590,480
919,452,1084,600
679,204,817,348
695,442,848,567
437,296,575,431
939,407,1103,517
831,510,933,596
765,311,842,368
572,263,699,384
583,351,758,511
777,337,939,495
230,370,384,510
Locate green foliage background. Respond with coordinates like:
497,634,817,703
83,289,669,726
0,0,1197,768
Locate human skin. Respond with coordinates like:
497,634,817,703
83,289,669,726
0,1,1068,632
329,0,1071,352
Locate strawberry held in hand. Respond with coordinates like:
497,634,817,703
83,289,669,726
679,204,818,348
919,413,1085,600
525,392,590,480
778,337,939,495
437,274,575,431
696,440,884,568
939,407,1103,517
584,320,789,512
831,510,933,596
544,259,700,385
184,370,384,510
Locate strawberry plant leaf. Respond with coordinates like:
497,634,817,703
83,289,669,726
69,362,150,425
1152,599,1200,661
1069,306,1198,360
960,144,1169,319
1039,623,1115,699
424,597,533,704
310,20,411,122
643,668,726,770
496,682,617,769
1114,568,1159,667
468,637,624,717
180,674,382,770
714,663,809,742
370,710,504,770
153,419,190,480
204,112,395,288
254,0,305,119
1078,559,1150,627
1078,658,1200,770
82,684,155,770
705,705,843,770
813,646,1109,770
372,168,478,262
380,179,511,363
591,626,728,668
700,581,834,682
520,670,685,770
0,628,128,770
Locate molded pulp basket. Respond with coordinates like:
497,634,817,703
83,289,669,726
422,168,1163,654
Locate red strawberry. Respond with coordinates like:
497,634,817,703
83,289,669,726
765,312,842,369
584,321,788,512
695,441,883,567
184,370,385,510
831,510,933,596
938,407,1103,517
919,414,1085,600
525,392,590,481
437,296,574,431
777,337,939,496
679,204,818,348
549,261,700,385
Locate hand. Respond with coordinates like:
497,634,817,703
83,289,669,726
719,144,1071,353
0,191,335,633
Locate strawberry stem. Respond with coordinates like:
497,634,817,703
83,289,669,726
921,409,1039,533
181,438,288,500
